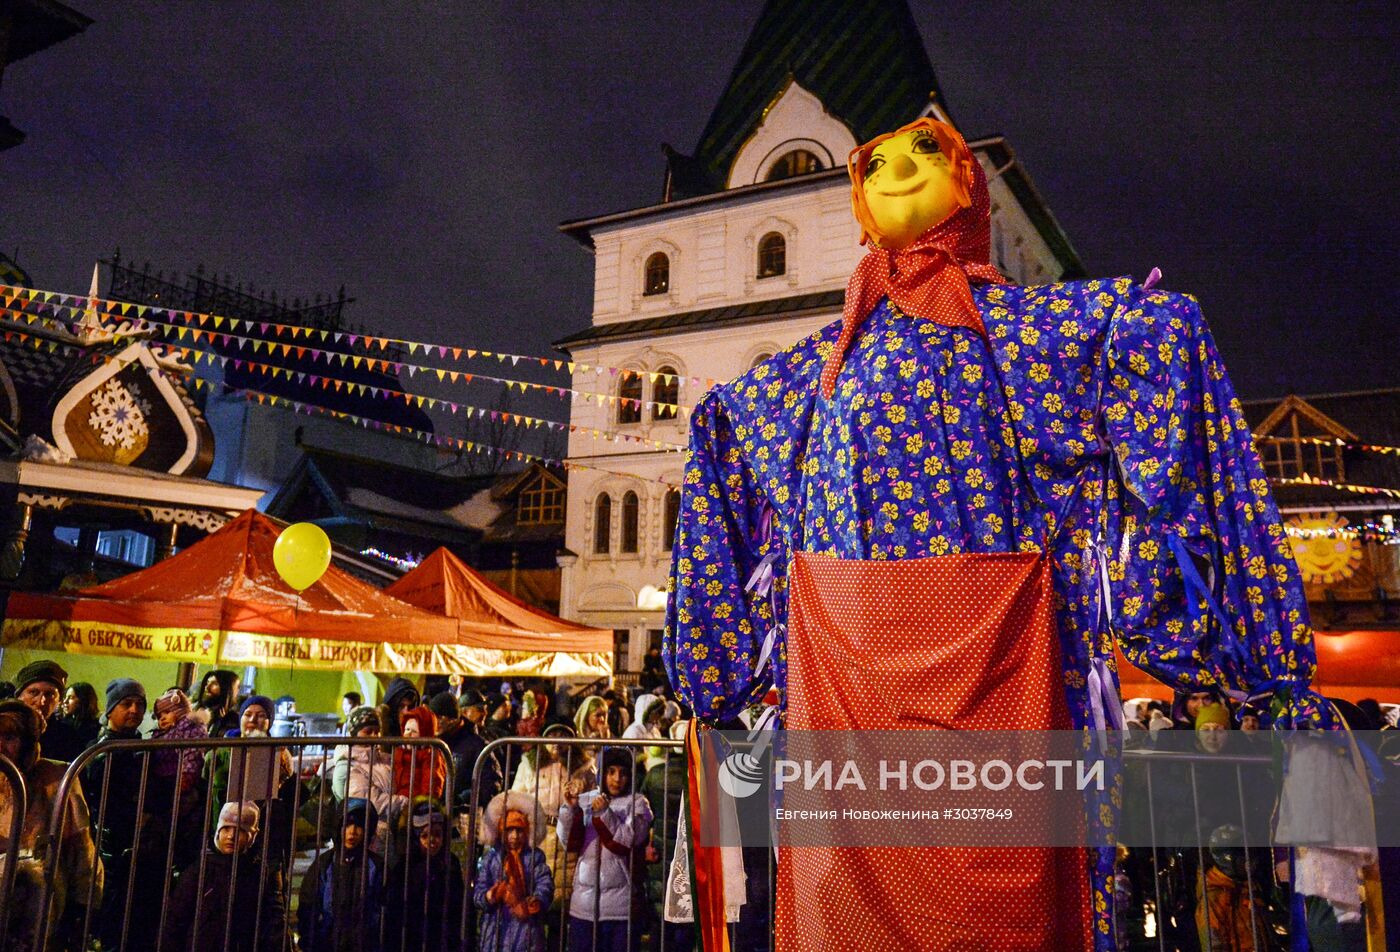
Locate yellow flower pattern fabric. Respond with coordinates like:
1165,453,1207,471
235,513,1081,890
665,278,1324,727
664,278,1330,950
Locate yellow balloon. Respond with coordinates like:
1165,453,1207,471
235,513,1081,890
273,522,332,591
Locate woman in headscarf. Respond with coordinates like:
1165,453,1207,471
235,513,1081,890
205,695,299,866
571,695,611,792
515,689,549,738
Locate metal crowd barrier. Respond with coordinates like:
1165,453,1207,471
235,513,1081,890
14,729,1321,952
1,752,29,951
468,734,719,952
463,737,1291,952
1120,744,1280,952
28,734,453,952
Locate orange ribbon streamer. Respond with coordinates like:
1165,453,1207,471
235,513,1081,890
685,720,730,952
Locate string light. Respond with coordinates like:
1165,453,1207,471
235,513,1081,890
360,547,423,571
1285,515,1399,545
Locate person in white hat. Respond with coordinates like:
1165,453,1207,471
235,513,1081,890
162,800,288,952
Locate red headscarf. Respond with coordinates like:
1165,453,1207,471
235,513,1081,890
820,118,1008,399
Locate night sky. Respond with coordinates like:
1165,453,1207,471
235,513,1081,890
5,1,1396,404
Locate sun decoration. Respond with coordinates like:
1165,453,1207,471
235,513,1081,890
1287,512,1363,583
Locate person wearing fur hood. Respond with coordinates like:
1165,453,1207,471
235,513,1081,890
474,792,552,952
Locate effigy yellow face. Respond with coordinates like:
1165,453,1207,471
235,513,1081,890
860,128,963,251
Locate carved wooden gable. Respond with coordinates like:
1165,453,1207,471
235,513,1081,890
50,342,213,476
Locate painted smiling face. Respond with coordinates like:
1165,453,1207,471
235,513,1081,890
859,127,965,251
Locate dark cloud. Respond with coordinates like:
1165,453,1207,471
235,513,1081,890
3,0,1395,400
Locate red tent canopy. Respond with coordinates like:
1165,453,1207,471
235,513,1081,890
2,509,458,669
1115,629,1400,704
386,547,612,653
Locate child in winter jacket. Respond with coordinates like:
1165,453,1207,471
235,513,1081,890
152,687,208,796
557,747,652,951
384,800,466,952
331,706,395,851
151,687,210,866
393,706,447,800
475,798,553,952
297,798,385,952
162,800,289,952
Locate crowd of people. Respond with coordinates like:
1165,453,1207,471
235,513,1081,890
1116,689,1398,951
2,656,1395,951
0,660,703,952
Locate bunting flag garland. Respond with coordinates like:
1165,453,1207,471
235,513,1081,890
0,322,687,483
0,302,697,417
0,282,724,389
1264,434,1400,457
1273,473,1400,500
155,341,686,452
224,384,684,486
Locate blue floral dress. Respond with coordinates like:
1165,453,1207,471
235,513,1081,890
665,276,1329,948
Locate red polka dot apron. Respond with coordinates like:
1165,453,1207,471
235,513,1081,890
774,549,1092,951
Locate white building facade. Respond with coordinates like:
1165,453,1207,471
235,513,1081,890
553,12,1084,677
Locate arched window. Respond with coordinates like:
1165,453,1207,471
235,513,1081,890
757,233,786,278
621,491,639,554
644,252,669,296
750,352,773,371
765,149,820,182
652,365,679,421
662,489,681,552
618,373,643,424
593,494,611,554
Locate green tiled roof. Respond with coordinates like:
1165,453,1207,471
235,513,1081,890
667,0,944,199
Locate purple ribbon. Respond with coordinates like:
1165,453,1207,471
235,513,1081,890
745,551,779,598
1086,657,1127,734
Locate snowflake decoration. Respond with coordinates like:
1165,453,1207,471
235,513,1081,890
87,378,153,450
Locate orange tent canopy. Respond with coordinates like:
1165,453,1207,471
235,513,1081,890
1115,630,1400,704
385,547,612,653
2,510,458,668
